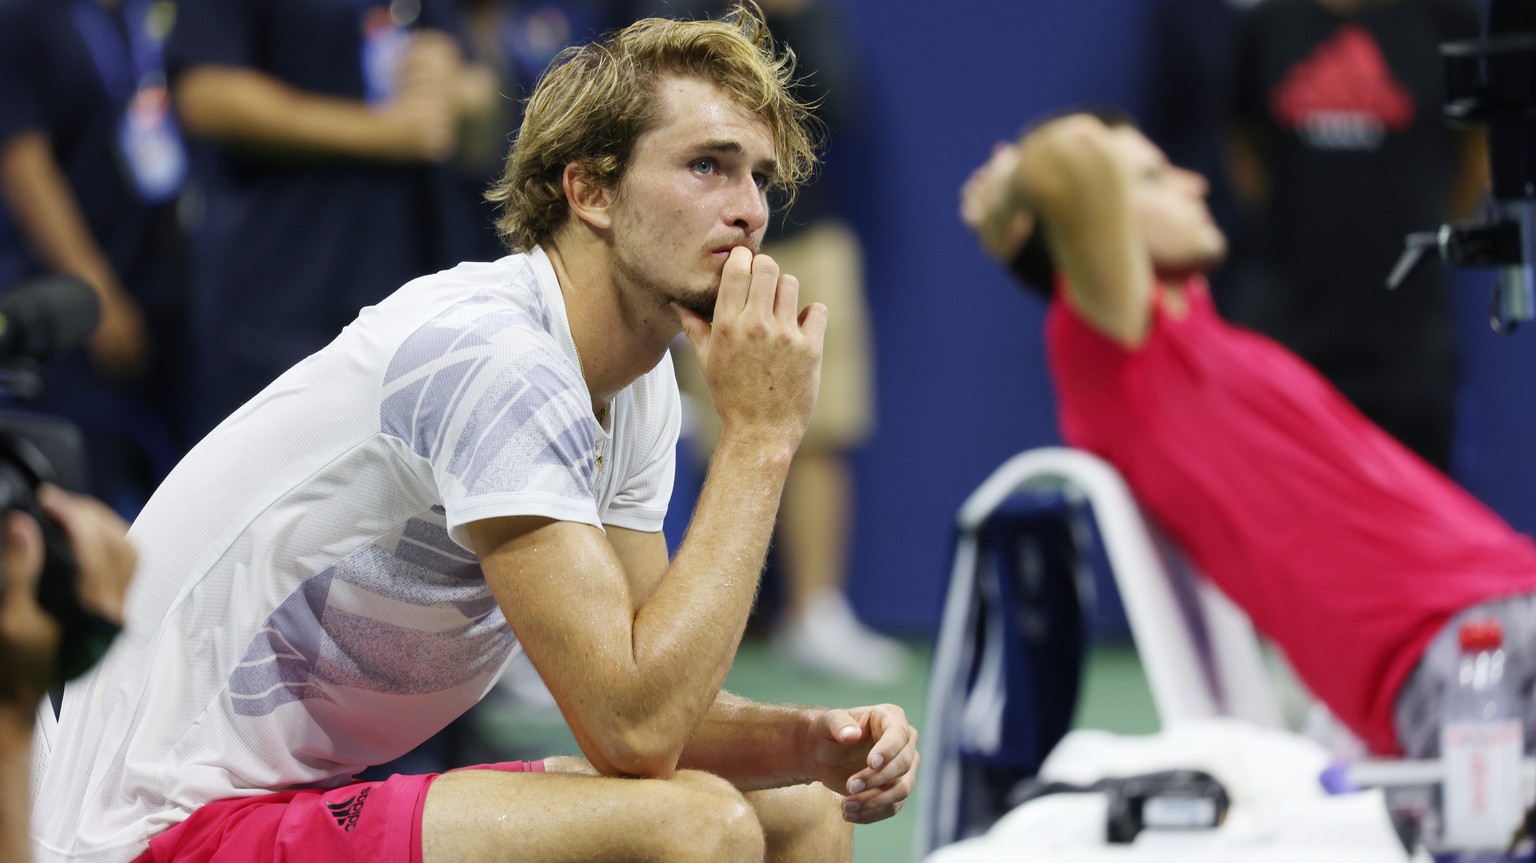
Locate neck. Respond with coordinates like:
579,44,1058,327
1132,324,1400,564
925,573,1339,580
1157,274,1195,317
1158,274,1190,293
542,238,674,415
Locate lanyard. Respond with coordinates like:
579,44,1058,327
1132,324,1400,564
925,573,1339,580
69,0,164,106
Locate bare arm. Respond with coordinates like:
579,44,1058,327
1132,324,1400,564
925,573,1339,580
681,692,917,823
1012,116,1154,345
173,40,460,163
601,527,819,788
0,133,147,374
0,134,114,290
471,436,790,778
472,248,825,779
959,141,1034,264
603,528,920,821
0,716,29,863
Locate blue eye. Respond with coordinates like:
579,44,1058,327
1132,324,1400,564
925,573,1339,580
692,158,716,175
752,173,768,189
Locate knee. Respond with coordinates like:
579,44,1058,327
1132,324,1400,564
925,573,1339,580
752,783,852,858
663,771,765,863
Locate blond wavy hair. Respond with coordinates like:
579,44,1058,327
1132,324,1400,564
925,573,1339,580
487,2,820,253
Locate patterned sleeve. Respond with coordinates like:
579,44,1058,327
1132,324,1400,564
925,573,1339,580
379,299,602,551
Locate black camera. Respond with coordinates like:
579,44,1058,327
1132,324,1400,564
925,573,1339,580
0,274,122,683
1391,0,1536,333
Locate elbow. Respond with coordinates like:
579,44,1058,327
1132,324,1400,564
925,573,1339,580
1045,128,1117,180
572,705,691,779
585,723,686,779
1018,120,1119,213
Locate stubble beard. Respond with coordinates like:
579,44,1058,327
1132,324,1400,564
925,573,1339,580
674,288,717,323
613,253,718,325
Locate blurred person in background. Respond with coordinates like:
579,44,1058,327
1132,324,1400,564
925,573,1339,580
441,0,626,266
0,0,195,515
165,0,499,434
960,111,1536,759
1225,0,1487,473
644,0,901,686
1139,0,1241,293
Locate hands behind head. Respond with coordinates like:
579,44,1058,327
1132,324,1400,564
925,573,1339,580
0,485,134,718
805,702,919,824
960,140,1035,264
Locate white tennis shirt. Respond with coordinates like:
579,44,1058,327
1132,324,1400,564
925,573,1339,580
31,247,679,862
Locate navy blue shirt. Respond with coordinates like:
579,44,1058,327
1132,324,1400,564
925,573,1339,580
0,0,184,311
165,0,461,424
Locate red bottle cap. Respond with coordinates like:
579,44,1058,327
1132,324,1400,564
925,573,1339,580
1458,618,1504,652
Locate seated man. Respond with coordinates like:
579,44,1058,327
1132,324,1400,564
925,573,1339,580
959,111,1536,758
30,7,918,863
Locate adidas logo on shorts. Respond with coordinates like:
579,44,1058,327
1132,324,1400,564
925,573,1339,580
325,787,371,832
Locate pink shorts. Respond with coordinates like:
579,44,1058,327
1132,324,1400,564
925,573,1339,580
133,761,545,863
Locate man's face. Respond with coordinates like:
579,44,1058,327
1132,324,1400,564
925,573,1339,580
606,75,777,321
1110,127,1228,279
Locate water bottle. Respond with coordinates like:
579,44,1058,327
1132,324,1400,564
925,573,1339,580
1440,617,1525,857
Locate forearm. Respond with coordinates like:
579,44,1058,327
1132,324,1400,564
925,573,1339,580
1015,118,1148,339
0,718,33,863
1014,120,1126,230
0,134,120,293
483,432,797,778
622,434,795,749
174,66,417,162
620,249,822,766
488,249,821,778
678,692,818,791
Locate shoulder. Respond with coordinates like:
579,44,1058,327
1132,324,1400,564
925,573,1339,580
379,319,589,468
382,257,580,402
390,254,552,333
